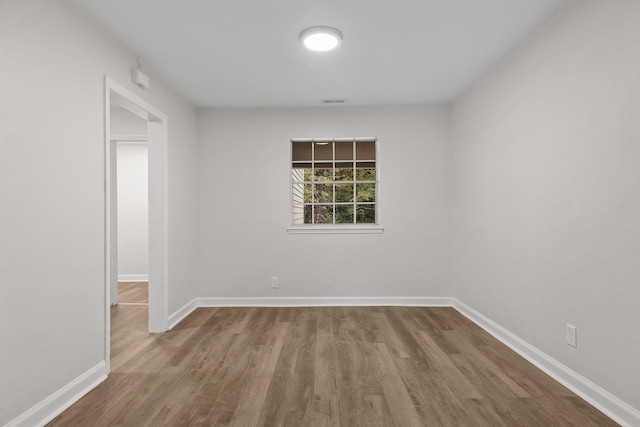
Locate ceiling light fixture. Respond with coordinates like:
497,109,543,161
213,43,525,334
300,26,343,52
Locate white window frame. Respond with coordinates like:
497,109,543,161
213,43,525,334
287,137,384,234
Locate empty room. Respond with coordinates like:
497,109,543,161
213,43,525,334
1,0,638,426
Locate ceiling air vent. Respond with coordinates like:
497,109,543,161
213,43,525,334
321,99,347,104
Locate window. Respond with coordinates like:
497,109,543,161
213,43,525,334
290,138,382,233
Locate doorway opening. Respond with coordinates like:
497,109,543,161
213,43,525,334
104,77,168,372
114,134,148,308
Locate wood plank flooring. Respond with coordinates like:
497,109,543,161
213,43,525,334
48,306,618,426
118,282,148,304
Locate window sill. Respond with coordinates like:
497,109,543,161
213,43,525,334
287,225,384,234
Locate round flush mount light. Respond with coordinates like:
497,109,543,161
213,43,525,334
300,26,343,52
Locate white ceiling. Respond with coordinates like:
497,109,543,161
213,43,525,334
73,0,567,108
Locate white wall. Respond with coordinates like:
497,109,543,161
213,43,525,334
451,0,640,413
197,106,452,299
110,106,147,135
0,1,199,424
116,143,149,280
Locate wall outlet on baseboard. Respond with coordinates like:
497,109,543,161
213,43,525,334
566,324,577,348
271,277,279,289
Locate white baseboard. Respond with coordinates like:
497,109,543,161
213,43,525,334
5,361,108,427
168,298,199,330
117,274,148,282
196,296,455,308
453,299,640,427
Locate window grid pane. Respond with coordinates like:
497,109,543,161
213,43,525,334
292,139,376,225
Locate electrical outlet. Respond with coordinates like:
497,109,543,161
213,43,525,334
566,324,577,348
271,277,278,289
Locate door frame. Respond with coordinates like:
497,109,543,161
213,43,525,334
104,76,169,372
